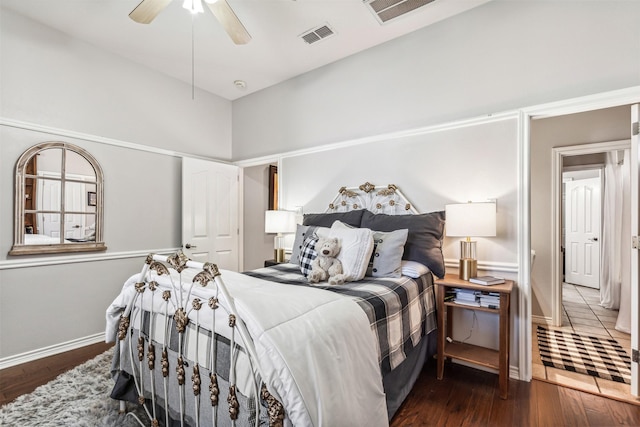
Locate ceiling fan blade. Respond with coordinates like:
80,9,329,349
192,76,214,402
205,0,252,45
129,0,172,24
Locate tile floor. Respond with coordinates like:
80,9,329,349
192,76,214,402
532,283,639,405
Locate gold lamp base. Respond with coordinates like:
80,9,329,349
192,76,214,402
274,248,286,263
458,258,477,281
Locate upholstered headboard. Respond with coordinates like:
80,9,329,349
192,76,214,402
324,182,418,215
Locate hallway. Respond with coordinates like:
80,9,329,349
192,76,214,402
532,283,638,405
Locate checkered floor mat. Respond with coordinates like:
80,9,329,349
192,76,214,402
537,326,631,384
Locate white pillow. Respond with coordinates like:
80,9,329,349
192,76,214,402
329,221,374,282
401,260,431,278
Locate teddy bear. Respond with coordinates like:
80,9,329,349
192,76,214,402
308,236,345,286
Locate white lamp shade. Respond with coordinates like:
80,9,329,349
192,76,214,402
265,210,296,234
445,202,496,237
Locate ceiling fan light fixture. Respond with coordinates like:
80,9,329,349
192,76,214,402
183,0,204,14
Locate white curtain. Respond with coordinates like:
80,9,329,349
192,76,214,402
599,149,631,334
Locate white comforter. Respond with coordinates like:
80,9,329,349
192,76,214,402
106,269,388,427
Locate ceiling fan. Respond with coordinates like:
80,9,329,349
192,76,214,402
128,0,251,45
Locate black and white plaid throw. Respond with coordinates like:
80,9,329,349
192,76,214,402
244,263,437,374
537,326,631,384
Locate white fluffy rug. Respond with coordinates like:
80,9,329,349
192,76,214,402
0,349,146,427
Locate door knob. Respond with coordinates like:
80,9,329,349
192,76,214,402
185,243,197,249
588,237,599,242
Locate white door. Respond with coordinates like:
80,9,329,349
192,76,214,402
565,176,601,288
182,158,240,271
630,104,639,396
65,180,86,239
39,178,61,238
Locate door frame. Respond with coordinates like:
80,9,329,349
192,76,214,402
519,85,640,383
551,140,630,326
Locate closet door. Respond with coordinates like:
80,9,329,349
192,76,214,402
182,158,240,271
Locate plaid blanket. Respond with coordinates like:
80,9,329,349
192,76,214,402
244,263,436,374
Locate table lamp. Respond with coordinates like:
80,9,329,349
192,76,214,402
265,210,296,263
445,202,497,280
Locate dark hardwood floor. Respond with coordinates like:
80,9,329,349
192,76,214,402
391,360,640,426
0,341,113,406
2,343,639,426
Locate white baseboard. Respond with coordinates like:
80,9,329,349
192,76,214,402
0,332,106,370
532,315,552,326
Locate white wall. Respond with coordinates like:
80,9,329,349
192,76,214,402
0,8,232,159
280,118,519,266
232,0,640,160
0,9,233,361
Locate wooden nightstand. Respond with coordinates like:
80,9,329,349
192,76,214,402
435,274,513,399
264,259,283,267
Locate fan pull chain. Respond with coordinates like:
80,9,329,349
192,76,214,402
191,14,196,100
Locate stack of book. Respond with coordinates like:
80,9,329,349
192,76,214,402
444,289,456,302
469,276,505,285
453,288,480,307
479,291,501,309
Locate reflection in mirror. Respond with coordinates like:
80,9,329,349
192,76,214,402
10,142,106,255
66,149,96,176
37,148,63,176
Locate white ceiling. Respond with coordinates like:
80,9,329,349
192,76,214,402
2,0,489,100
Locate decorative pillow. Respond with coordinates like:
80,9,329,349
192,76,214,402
289,224,329,265
367,228,409,278
401,260,431,278
302,209,365,227
329,221,374,282
360,210,446,278
298,234,319,277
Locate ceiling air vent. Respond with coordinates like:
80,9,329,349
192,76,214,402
300,24,335,45
364,0,437,24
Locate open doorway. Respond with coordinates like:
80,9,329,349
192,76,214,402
535,141,634,401
532,116,635,401
242,162,280,270
552,141,631,330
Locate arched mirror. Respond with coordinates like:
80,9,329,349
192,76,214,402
9,142,106,255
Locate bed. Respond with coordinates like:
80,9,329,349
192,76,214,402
23,234,72,244
105,182,445,427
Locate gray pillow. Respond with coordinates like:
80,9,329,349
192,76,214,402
360,210,446,278
302,210,365,227
367,228,409,278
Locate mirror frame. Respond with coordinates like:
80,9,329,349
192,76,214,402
9,142,107,255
